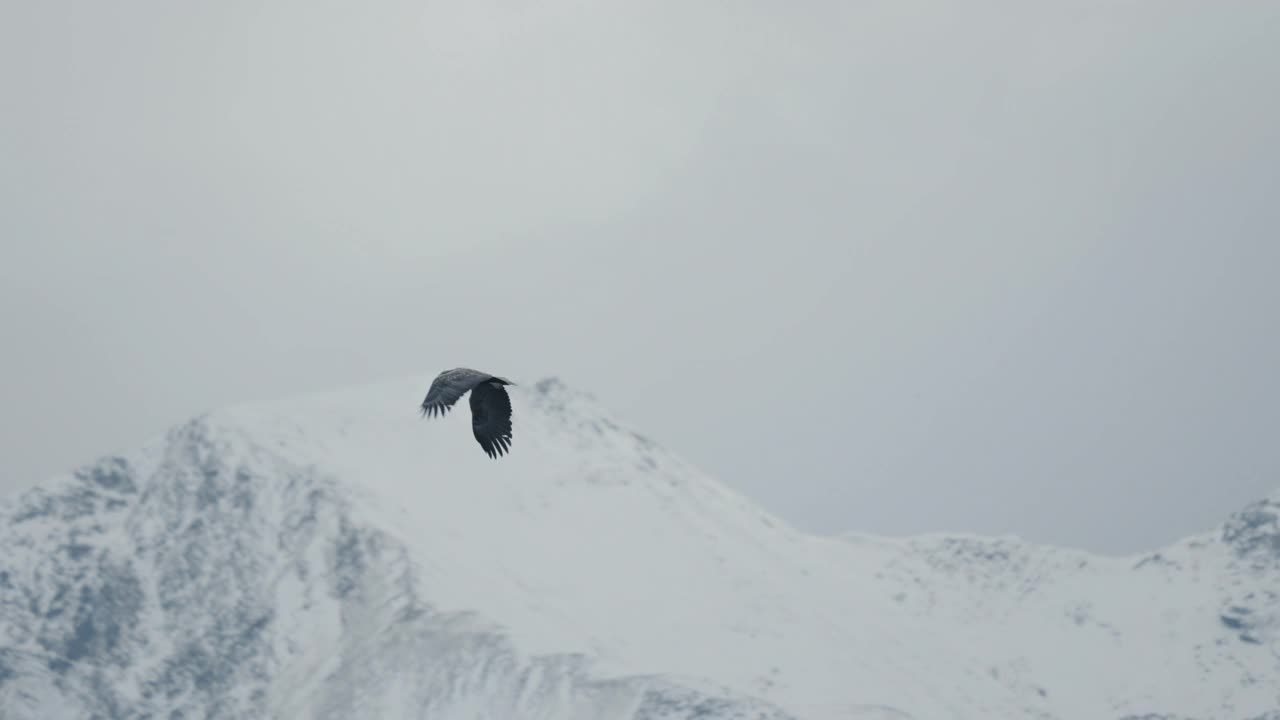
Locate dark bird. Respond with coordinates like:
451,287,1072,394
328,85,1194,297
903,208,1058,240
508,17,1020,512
420,368,515,458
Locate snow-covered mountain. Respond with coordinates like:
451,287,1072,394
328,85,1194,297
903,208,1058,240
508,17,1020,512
0,374,1277,720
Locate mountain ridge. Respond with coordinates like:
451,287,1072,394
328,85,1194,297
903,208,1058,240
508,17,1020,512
1,373,1277,719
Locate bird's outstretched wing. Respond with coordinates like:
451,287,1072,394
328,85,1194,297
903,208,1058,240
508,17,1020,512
420,368,496,418
469,381,513,458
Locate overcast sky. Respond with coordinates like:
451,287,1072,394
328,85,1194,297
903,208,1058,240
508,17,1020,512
3,0,1278,554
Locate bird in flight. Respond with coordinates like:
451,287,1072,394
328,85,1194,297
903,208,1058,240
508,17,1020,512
420,368,515,458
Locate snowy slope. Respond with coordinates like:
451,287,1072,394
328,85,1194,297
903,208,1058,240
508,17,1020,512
0,374,1277,720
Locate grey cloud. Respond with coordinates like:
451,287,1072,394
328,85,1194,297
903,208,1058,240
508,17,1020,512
2,0,1278,553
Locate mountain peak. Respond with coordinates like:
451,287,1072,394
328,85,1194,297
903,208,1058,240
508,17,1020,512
1222,492,1280,568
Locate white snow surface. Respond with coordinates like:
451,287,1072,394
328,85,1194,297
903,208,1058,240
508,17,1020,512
1,373,1278,720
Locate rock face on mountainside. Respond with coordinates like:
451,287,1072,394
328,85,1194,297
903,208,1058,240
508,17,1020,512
0,374,1277,720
